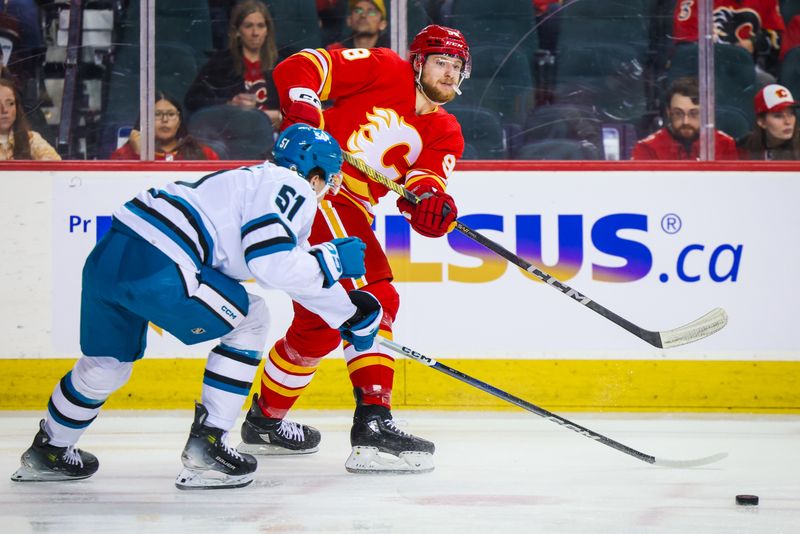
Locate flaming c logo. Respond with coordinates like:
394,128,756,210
776,88,789,99
346,107,423,181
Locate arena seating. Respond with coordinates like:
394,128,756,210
188,104,275,160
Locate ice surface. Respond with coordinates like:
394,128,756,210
1,411,797,533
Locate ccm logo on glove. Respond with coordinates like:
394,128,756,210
282,87,324,130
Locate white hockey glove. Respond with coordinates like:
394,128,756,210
309,237,367,288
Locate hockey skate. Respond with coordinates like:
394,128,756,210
238,394,321,455
175,402,257,490
345,403,435,474
11,419,99,482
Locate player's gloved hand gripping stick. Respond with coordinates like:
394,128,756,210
341,151,728,348
396,183,458,238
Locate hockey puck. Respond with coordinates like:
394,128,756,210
735,494,759,506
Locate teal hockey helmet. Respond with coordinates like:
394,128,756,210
273,124,343,193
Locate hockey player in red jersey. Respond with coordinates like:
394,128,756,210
238,25,470,473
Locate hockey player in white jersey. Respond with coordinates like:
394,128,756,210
10,124,383,490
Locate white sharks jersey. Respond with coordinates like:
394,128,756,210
113,162,355,328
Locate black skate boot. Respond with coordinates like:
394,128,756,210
175,402,257,490
345,401,435,474
238,393,321,455
11,419,99,482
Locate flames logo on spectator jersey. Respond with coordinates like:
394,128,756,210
713,7,761,43
346,107,423,181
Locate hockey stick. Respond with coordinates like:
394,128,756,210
379,337,728,468
342,151,727,349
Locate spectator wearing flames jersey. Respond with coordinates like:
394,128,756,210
738,84,800,159
184,0,281,128
236,25,471,474
672,0,785,81
632,76,739,160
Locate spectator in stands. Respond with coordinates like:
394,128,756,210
0,10,48,133
111,92,219,161
0,77,58,160
185,0,281,128
327,0,388,50
738,83,800,159
0,0,43,82
631,77,739,160
0,11,18,69
672,0,785,82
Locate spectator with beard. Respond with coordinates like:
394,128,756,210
326,0,388,50
738,84,800,159
632,77,739,160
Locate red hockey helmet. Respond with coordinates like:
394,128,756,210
409,25,471,79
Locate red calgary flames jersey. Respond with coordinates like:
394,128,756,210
673,0,784,48
272,47,464,215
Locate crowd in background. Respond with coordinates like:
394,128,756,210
0,0,798,161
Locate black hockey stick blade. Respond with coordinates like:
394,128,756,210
342,151,728,349
379,338,728,468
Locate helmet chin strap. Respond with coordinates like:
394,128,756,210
315,183,330,201
311,172,341,200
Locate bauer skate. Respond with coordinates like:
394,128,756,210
345,402,435,474
175,402,257,490
11,419,99,482
238,393,321,455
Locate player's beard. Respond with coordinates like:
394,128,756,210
419,78,456,104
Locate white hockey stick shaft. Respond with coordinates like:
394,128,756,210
379,337,728,468
342,151,728,348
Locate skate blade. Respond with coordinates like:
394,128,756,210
237,441,319,456
10,464,93,482
174,468,253,490
345,446,434,474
